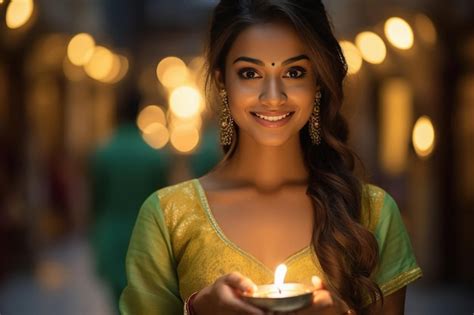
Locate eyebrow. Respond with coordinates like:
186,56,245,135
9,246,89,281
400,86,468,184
232,54,309,66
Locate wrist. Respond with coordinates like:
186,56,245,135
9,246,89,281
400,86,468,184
184,291,199,315
191,287,211,315
335,297,357,315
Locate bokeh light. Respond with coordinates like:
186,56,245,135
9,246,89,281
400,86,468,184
355,31,387,64
380,78,413,175
67,33,95,66
413,116,436,158
83,46,115,81
100,54,129,83
112,55,129,83
142,122,169,149
384,17,414,50
137,105,167,132
6,0,34,29
170,125,200,153
339,40,363,74
156,56,189,89
169,86,202,119
168,112,203,131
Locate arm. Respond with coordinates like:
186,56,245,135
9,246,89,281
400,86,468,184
119,192,182,314
364,286,406,315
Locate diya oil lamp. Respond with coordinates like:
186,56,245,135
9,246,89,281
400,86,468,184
242,264,314,312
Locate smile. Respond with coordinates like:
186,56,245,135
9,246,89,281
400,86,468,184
250,111,295,127
253,112,292,121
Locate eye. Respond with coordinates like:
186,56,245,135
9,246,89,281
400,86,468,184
238,68,262,80
284,67,307,79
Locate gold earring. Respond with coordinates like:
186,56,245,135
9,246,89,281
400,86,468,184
309,90,321,145
219,89,234,145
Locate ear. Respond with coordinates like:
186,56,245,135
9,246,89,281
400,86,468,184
214,69,225,90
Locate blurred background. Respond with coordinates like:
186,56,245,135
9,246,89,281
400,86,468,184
0,0,473,314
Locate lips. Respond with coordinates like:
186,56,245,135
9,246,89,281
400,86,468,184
250,111,295,127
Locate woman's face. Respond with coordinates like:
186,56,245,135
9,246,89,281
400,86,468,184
219,21,318,147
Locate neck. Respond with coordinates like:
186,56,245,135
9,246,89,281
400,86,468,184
218,131,309,192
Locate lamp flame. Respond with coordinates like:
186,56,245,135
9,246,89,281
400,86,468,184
274,264,287,287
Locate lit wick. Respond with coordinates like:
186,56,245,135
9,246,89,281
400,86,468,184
274,264,287,296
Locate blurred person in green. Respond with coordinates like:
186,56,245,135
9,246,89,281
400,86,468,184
88,88,171,312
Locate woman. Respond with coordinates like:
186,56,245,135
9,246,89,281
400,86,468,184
119,1,423,314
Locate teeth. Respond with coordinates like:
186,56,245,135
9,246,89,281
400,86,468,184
255,112,291,122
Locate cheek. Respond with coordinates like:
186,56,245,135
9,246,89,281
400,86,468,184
288,85,316,115
226,80,259,118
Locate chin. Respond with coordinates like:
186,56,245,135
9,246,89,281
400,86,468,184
252,133,294,147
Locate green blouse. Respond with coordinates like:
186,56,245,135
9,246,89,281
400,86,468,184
119,179,422,314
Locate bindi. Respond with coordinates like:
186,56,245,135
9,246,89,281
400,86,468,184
271,62,275,66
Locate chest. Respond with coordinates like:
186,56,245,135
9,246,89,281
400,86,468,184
205,189,314,270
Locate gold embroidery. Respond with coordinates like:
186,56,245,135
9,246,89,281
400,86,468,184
380,267,423,296
362,267,423,307
361,184,385,232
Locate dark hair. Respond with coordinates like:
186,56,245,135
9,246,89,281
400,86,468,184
205,0,383,312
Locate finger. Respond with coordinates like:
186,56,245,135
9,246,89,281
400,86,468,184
224,272,258,293
311,276,323,289
312,290,334,309
225,295,265,315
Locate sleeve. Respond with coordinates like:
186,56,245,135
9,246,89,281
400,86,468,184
372,192,423,297
119,192,183,314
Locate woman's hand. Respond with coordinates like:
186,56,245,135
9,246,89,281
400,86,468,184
267,276,354,315
192,271,266,315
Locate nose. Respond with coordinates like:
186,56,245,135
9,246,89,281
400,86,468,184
259,76,287,107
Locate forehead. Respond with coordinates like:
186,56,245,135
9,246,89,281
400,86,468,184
227,22,309,63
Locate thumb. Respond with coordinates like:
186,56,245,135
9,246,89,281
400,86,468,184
224,272,258,293
311,276,324,290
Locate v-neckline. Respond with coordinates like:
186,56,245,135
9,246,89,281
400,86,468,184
192,178,312,276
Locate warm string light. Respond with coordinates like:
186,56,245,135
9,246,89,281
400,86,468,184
339,40,363,74
355,31,387,64
83,46,115,81
67,33,95,66
146,55,206,152
6,0,34,29
142,123,170,149
156,56,189,89
169,86,202,119
170,125,200,153
65,33,128,84
384,17,414,50
412,116,436,158
137,105,170,149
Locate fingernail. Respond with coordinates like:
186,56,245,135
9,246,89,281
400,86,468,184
245,284,257,293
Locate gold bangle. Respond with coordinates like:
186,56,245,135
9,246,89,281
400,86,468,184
184,291,199,315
